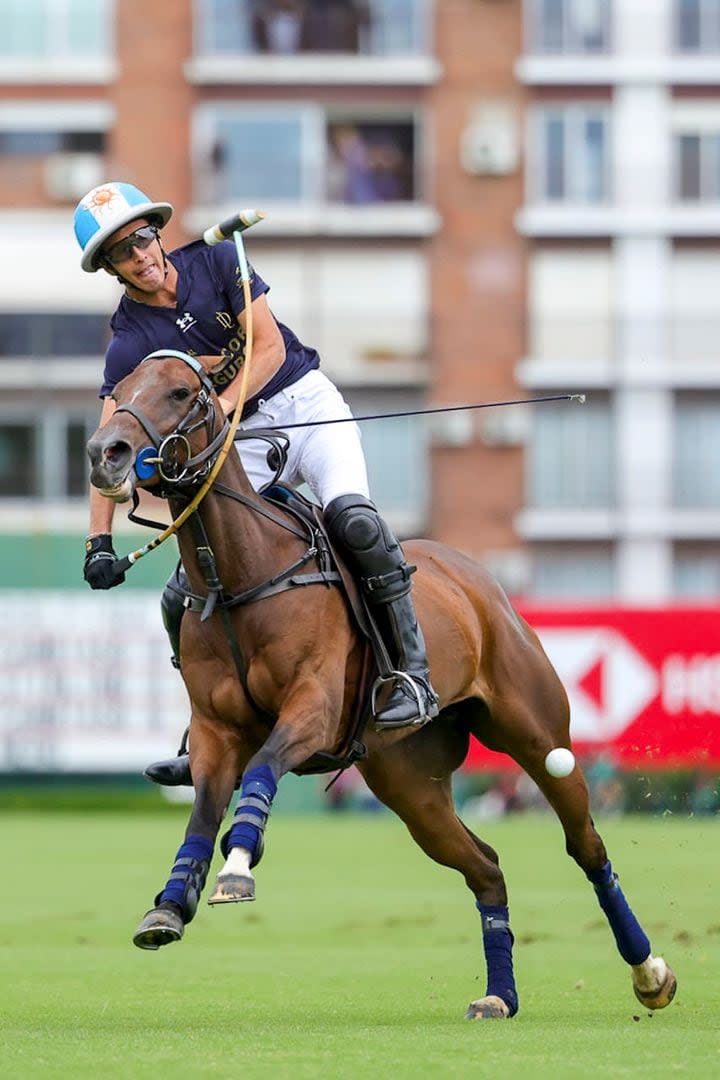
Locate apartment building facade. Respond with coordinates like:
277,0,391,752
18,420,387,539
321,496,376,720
1,0,719,604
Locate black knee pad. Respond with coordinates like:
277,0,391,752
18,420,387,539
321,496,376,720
324,494,411,603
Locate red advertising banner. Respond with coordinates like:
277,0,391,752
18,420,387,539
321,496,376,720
465,607,720,771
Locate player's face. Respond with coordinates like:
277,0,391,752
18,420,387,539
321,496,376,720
102,218,165,292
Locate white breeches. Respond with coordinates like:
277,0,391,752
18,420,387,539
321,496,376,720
235,369,370,507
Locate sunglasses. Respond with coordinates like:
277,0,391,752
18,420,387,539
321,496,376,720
103,225,158,266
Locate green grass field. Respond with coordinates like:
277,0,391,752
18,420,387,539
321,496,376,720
1,810,718,1079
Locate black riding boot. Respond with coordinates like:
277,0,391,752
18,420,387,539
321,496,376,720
324,494,439,730
144,568,193,787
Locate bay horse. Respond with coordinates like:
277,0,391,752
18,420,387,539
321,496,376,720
87,352,676,1020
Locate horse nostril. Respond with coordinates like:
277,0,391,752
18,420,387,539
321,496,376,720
106,440,132,465
87,438,132,470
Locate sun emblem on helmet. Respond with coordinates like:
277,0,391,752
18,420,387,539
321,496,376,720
84,185,118,212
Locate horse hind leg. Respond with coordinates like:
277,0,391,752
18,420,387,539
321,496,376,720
490,695,677,1010
359,729,519,1020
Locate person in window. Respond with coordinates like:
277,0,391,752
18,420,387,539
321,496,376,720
74,180,439,785
250,0,307,54
303,0,371,52
328,124,385,203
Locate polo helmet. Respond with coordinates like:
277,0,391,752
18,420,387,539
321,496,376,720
74,181,173,273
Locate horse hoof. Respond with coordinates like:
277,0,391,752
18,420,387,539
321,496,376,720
133,908,184,950
465,995,511,1020
207,873,255,905
633,961,677,1010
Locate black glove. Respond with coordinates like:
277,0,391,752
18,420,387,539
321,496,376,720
83,534,126,590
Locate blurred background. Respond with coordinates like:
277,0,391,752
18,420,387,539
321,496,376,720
1,0,720,814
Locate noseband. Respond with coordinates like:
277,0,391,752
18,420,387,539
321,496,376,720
114,350,230,490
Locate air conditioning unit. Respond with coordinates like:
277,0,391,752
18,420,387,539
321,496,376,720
427,410,475,448
44,153,104,202
479,405,529,447
460,101,518,176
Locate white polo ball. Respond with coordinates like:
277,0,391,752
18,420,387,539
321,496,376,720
544,748,576,778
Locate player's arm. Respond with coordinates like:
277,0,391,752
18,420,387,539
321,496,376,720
84,395,126,590
88,396,118,535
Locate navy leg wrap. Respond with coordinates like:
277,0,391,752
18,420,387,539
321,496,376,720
220,764,277,868
586,860,651,966
156,834,213,923
476,903,519,1016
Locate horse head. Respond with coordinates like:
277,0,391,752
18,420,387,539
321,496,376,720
87,350,226,502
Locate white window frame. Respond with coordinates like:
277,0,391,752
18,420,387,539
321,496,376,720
530,104,611,204
673,0,720,53
193,101,424,207
528,391,615,510
673,393,720,509
0,0,114,59
529,543,615,599
0,405,97,501
673,129,720,201
524,0,611,56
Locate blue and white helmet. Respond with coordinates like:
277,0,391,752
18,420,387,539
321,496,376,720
74,181,173,273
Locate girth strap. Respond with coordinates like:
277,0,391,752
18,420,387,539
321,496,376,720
181,570,342,612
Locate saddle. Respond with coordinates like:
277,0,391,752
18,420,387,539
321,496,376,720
261,484,396,776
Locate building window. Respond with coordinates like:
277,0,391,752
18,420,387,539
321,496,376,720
674,544,720,597
531,106,610,203
674,131,720,200
530,543,614,599
526,0,610,54
529,248,614,364
327,120,415,203
193,0,428,57
674,0,720,52
528,392,614,509
0,0,113,59
344,388,428,526
0,412,96,500
0,313,108,357
195,104,421,205
673,393,720,508
0,130,104,155
0,424,36,497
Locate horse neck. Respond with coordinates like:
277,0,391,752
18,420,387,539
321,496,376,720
169,452,299,595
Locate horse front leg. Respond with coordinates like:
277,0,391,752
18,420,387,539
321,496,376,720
133,716,241,950
209,689,334,905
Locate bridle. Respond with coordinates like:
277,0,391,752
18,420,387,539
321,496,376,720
113,350,230,492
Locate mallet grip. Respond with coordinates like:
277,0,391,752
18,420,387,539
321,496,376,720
203,209,265,246
112,555,132,576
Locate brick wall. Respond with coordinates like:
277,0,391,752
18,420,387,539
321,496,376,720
429,0,526,560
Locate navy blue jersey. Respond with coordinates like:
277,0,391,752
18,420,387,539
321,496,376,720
100,239,319,417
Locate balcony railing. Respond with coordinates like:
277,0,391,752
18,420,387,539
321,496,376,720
193,0,432,58
525,316,720,369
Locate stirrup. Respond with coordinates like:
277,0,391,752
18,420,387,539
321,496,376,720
371,671,438,731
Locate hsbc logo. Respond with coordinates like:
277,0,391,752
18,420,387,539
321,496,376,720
538,628,658,741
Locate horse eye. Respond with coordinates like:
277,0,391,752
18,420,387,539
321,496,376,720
170,387,191,402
